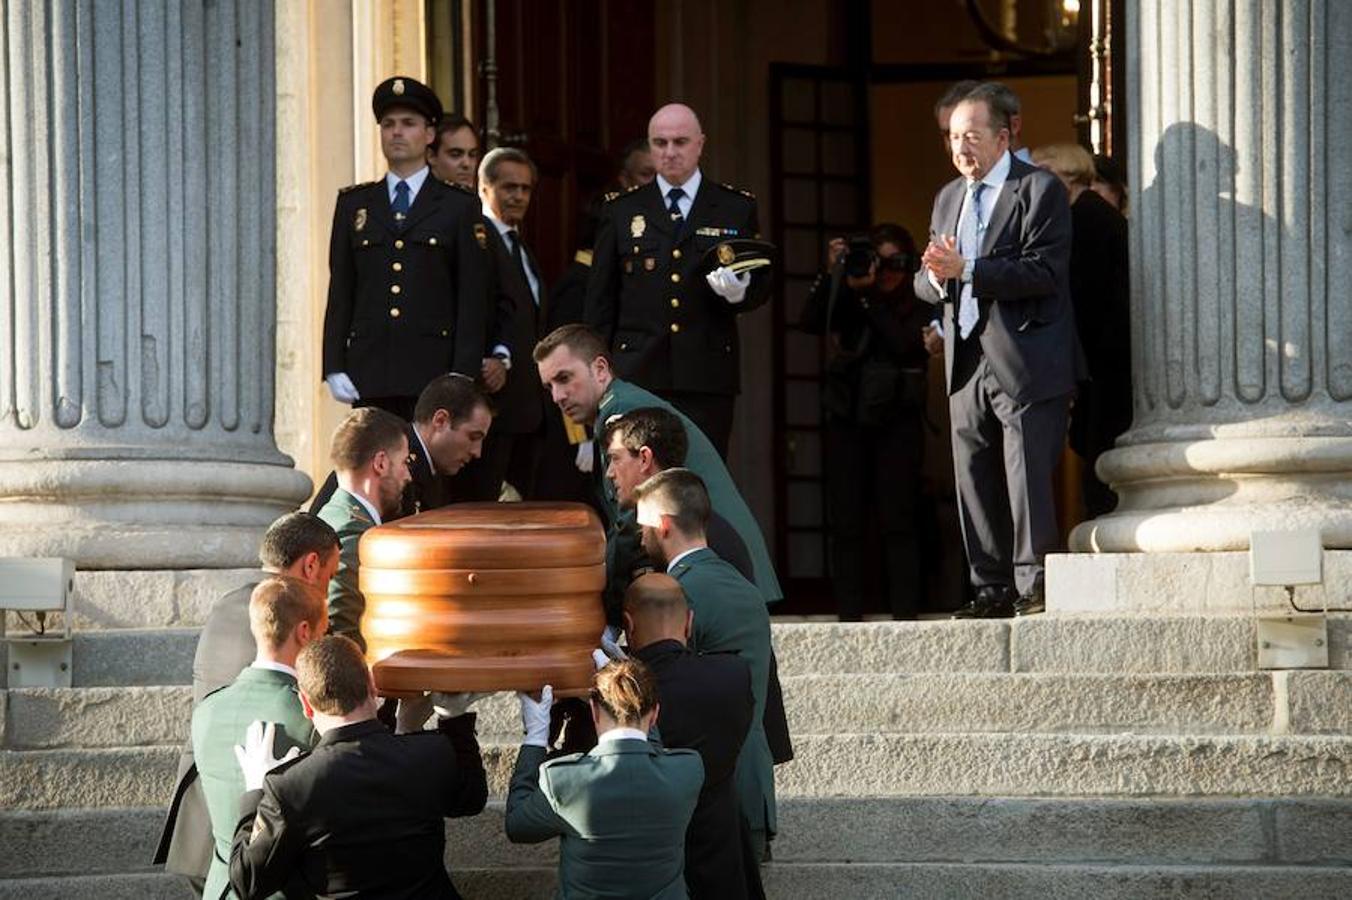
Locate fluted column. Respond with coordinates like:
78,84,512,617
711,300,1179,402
1072,0,1352,553
0,0,309,568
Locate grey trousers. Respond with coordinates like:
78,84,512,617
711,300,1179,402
949,356,1070,596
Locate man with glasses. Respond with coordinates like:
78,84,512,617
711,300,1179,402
916,82,1079,620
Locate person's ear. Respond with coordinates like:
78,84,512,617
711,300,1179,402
638,446,655,475
621,610,635,639
301,551,320,581
294,620,312,646
299,690,316,721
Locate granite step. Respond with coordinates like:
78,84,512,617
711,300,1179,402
4,862,1351,900
4,797,1349,879
10,670,1352,750
6,732,1352,811
40,614,1352,690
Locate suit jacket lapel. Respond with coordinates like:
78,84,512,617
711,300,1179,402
639,182,674,242
365,180,396,236
981,170,1020,256
678,181,719,247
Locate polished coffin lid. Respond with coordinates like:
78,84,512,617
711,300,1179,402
358,502,607,696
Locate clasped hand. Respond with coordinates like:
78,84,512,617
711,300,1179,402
921,235,965,281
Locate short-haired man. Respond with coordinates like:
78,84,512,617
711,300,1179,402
428,113,481,189
316,407,413,650
310,374,493,517
321,76,489,420
632,468,777,862
229,636,487,899
535,324,780,607
191,577,326,900
623,573,761,899
154,513,340,893
584,103,772,457
464,146,547,500
916,82,1078,618
602,406,755,582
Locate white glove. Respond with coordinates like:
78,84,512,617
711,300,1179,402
432,691,488,719
519,685,554,747
234,720,302,792
395,694,434,734
574,440,595,473
325,372,360,404
705,266,751,304
599,624,627,662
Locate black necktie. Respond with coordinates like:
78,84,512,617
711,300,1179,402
667,187,686,233
505,229,537,304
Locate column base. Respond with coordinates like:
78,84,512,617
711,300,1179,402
1047,551,1352,615
0,459,312,568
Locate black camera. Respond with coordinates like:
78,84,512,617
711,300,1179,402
842,235,913,278
842,236,876,278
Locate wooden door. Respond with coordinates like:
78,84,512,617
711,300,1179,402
472,0,656,283
768,64,871,612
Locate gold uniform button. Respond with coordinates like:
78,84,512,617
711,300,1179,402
672,249,682,260
670,323,680,334
428,237,438,246
394,239,405,250
440,329,449,337
361,239,370,247
670,273,681,283
390,285,401,295
392,262,403,272
670,298,680,309
390,307,401,318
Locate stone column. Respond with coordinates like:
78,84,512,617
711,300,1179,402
0,1,309,568
1071,0,1352,555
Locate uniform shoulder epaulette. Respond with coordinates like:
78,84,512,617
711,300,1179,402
602,191,622,203
338,181,376,196
445,180,475,195
716,181,756,200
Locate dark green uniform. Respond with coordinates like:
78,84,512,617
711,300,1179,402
669,547,777,846
191,667,315,900
316,488,376,652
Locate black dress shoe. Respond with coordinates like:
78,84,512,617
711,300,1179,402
952,585,1016,619
1013,590,1046,617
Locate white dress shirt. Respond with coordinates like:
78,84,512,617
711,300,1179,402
385,166,431,206
597,726,650,744
347,489,383,526
656,169,702,220
250,660,298,678
665,546,703,572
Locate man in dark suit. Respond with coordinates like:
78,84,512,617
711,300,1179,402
915,82,1079,619
309,374,493,517
633,469,777,862
321,76,489,420
624,573,762,900
584,103,772,457
154,513,340,894
230,635,487,899
462,146,547,500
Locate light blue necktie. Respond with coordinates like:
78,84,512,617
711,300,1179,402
957,180,986,339
392,180,411,223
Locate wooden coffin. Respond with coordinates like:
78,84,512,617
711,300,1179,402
358,502,606,697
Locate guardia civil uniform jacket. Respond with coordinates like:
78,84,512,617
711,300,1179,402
315,488,377,653
584,178,771,398
191,667,315,900
668,547,778,842
321,175,490,401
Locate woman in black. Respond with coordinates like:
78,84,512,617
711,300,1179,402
799,224,932,620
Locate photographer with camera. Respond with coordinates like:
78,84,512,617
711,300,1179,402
799,224,931,621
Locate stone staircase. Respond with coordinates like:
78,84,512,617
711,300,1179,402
3,572,1352,898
